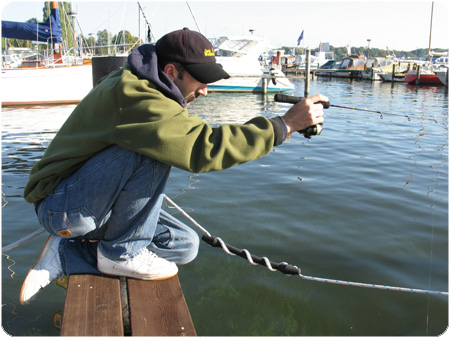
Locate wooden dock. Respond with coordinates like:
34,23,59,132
60,274,196,336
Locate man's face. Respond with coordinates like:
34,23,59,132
173,69,208,106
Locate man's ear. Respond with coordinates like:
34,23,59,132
163,63,177,81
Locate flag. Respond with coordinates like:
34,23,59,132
297,30,304,46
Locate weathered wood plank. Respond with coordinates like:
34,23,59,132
127,276,196,336
60,274,123,336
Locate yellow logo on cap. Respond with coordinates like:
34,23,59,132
204,48,215,56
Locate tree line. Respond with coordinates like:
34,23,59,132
284,46,448,60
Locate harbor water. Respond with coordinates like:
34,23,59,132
2,77,448,335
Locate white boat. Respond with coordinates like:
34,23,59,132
361,56,397,80
285,43,334,70
1,50,23,68
1,2,95,106
432,55,448,86
435,68,448,86
208,36,293,93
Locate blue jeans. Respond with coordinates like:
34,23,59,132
36,145,199,275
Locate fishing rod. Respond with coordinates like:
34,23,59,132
274,94,435,138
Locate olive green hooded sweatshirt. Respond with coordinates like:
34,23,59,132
24,45,284,203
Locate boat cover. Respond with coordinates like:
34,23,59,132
1,6,62,43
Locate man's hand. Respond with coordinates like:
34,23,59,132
281,94,329,134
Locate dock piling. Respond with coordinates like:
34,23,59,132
416,65,421,85
305,49,311,97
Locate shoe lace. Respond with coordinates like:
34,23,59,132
137,249,159,263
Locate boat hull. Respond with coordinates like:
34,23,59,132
404,72,443,85
378,73,406,82
208,76,293,93
1,64,93,106
435,70,448,86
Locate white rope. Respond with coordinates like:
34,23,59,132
164,195,448,296
298,274,448,296
3,195,448,296
2,228,46,253
163,194,211,236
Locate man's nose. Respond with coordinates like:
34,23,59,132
197,84,208,97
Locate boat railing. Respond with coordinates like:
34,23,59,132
3,43,140,69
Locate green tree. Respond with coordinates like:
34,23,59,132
95,29,110,55
112,30,138,53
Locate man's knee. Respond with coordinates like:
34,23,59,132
178,229,199,265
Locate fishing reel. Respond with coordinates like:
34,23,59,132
274,94,329,139
300,123,323,139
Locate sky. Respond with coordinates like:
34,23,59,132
1,0,449,52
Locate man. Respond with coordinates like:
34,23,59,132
20,28,327,305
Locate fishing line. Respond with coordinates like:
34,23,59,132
424,144,443,333
2,253,17,279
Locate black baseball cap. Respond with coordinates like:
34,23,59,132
155,28,230,84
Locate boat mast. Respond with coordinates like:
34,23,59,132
68,3,78,56
428,1,434,60
50,1,63,64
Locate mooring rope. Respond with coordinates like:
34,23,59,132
164,195,448,296
2,228,46,253
2,195,447,296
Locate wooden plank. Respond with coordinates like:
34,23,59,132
60,274,124,336
127,276,196,336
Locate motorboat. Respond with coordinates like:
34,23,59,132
281,43,334,74
361,56,397,80
207,36,293,93
316,54,366,78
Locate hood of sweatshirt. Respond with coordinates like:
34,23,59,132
127,44,186,108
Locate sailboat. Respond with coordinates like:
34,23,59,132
1,2,94,106
404,1,445,85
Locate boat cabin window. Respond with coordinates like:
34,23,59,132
366,59,376,68
214,39,260,57
340,59,351,69
353,58,365,68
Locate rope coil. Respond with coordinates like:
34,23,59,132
2,195,447,296
202,233,448,296
165,195,448,296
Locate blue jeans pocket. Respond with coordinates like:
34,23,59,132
48,206,97,238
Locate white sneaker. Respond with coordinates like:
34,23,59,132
20,235,63,305
97,247,178,280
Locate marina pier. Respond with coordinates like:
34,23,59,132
60,274,196,336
